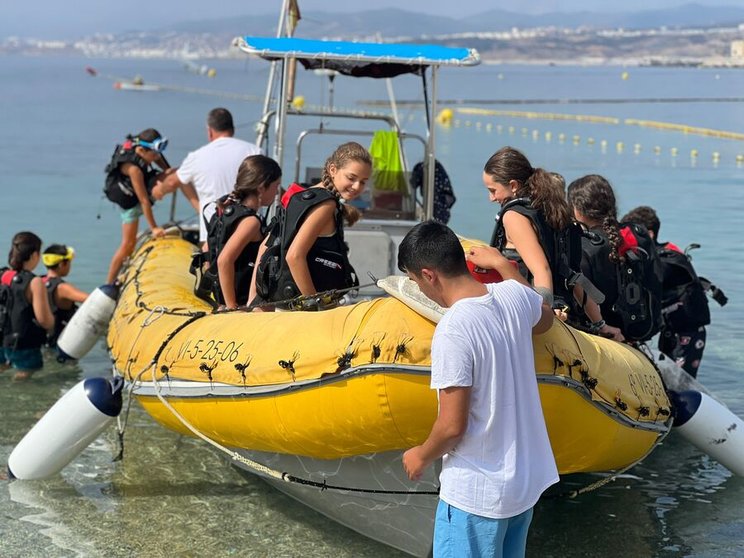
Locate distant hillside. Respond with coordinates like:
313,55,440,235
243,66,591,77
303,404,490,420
166,9,473,39
163,3,744,40
461,3,744,32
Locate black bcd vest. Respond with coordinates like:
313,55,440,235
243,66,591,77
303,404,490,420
582,224,662,342
1,269,47,350
255,187,357,305
43,275,77,347
490,198,602,314
657,244,710,331
104,144,158,210
204,197,264,306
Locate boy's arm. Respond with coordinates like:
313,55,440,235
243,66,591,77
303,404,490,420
57,282,89,304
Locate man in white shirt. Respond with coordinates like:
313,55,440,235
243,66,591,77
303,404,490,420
155,107,262,243
399,221,558,558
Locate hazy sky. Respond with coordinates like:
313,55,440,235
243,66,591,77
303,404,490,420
2,0,740,39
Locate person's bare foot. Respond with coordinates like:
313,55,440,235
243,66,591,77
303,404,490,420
12,371,32,381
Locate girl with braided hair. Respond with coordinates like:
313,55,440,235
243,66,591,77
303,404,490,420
478,146,599,327
567,174,662,342
250,142,370,309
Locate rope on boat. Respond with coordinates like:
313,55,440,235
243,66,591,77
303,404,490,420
148,365,439,495
544,422,672,500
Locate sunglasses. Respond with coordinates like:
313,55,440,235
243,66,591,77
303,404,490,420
136,137,168,153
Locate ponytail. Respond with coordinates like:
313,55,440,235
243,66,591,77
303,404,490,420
8,231,42,271
525,168,571,230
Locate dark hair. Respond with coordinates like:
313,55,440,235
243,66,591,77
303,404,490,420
8,231,42,271
321,142,372,227
483,146,571,230
207,108,235,133
398,221,468,278
567,174,624,263
621,205,660,238
223,155,282,205
135,128,161,142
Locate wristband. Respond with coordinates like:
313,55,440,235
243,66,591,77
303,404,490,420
588,319,606,334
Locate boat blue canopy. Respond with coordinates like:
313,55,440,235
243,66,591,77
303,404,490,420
235,36,480,78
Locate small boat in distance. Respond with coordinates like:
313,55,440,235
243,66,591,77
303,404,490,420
113,75,160,92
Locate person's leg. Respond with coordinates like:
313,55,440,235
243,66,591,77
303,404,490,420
666,327,707,379
677,326,706,378
7,348,43,381
0,347,9,371
106,216,140,284
435,501,512,558
502,507,534,558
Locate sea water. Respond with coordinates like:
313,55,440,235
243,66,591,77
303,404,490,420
1,54,743,556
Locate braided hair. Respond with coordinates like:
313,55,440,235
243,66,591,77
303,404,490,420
567,174,625,263
320,142,372,227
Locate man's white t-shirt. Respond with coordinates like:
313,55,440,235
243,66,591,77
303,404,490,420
176,136,262,241
432,280,559,519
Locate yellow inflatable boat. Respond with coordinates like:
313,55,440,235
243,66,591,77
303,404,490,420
109,234,672,557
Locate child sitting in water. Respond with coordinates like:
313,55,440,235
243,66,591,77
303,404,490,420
41,244,89,349
1,232,55,380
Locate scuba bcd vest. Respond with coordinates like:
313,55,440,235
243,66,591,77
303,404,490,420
614,224,663,341
255,185,358,306
203,196,264,306
657,242,717,331
1,269,48,351
104,142,159,210
43,275,77,347
490,197,604,314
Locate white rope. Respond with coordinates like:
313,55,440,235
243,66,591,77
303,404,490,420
149,364,286,481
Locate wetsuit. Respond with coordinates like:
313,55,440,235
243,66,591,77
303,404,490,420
656,242,710,377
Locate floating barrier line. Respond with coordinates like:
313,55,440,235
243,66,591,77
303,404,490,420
624,119,744,141
456,107,619,124
362,97,744,106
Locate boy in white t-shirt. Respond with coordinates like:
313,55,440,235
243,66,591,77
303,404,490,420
399,221,558,558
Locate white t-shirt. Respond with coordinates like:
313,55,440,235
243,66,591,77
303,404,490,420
432,280,559,519
176,136,262,241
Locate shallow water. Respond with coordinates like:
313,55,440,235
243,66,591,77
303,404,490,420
1,55,744,556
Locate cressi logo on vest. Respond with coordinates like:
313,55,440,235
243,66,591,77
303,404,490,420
612,224,662,342
103,144,158,210
256,184,356,304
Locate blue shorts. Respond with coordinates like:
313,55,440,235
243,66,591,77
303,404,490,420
433,500,534,558
0,347,44,372
120,204,143,224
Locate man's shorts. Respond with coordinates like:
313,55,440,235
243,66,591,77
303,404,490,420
120,204,143,224
433,500,534,558
0,347,44,372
